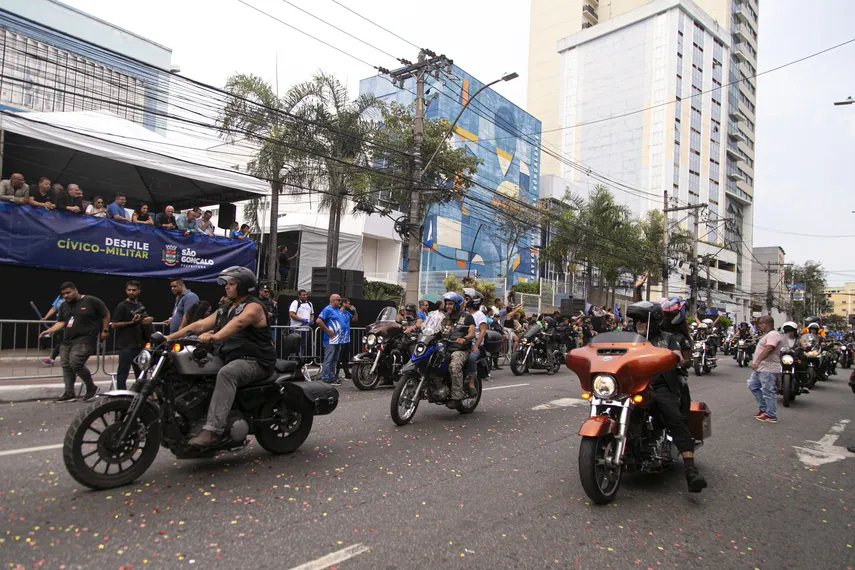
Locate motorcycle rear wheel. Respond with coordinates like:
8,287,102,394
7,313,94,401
390,374,421,426
782,374,793,407
456,377,482,415
579,435,622,505
510,351,528,376
255,398,314,454
63,397,161,490
351,362,382,391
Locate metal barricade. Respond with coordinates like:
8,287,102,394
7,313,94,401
99,322,170,377
0,319,104,381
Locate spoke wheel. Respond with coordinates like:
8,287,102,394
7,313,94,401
456,377,482,414
63,397,160,490
390,374,421,426
351,362,381,391
510,351,527,376
255,398,313,454
579,435,622,505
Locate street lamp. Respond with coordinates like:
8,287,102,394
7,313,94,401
420,71,519,176
834,96,854,106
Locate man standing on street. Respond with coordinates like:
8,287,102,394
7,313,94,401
289,289,314,359
337,298,358,380
166,279,199,335
39,282,110,403
316,294,343,386
750,315,782,424
111,281,154,390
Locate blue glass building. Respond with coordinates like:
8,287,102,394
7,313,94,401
360,67,542,293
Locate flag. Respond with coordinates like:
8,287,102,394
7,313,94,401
423,214,436,251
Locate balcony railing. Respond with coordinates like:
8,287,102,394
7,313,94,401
582,4,598,21
582,22,594,29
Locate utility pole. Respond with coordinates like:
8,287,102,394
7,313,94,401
383,50,454,305
662,199,705,302
705,255,712,307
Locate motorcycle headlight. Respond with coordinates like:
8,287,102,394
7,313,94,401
738,340,745,346
694,342,703,349
782,355,794,365
414,343,426,356
807,350,819,358
521,338,528,344
366,334,377,346
592,374,617,399
134,349,152,371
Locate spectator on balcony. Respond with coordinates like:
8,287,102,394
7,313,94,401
231,222,251,240
56,184,85,215
155,205,176,229
85,197,108,218
176,209,202,237
107,193,131,222
197,210,215,237
28,177,56,210
0,173,28,204
278,246,299,289
133,204,155,226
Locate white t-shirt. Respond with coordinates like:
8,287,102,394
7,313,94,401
85,204,107,218
471,310,488,345
289,299,314,328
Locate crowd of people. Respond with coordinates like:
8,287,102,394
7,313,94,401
0,173,252,240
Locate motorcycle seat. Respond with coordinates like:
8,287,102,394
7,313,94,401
274,359,299,374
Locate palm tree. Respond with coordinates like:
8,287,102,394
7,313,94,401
218,72,381,283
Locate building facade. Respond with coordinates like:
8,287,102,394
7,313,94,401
360,66,543,295
0,0,173,134
824,283,855,324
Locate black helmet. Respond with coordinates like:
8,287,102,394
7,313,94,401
626,301,663,335
462,287,484,309
405,303,417,314
217,266,257,296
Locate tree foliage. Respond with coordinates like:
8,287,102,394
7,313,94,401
784,261,827,323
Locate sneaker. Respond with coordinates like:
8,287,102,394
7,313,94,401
847,446,855,454
326,380,342,387
754,409,765,417
189,429,221,448
82,386,99,402
56,391,77,403
755,413,777,423
40,358,55,367
801,388,810,394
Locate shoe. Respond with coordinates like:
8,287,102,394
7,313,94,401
344,374,352,380
467,384,478,397
326,380,342,386
801,388,810,394
685,466,707,493
755,413,777,423
847,446,855,453
82,387,99,402
56,392,77,403
754,409,765,418
189,429,221,447
40,358,55,367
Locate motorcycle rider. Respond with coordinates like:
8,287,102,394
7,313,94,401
463,288,490,389
781,321,800,349
401,303,421,333
627,301,707,493
442,292,476,401
165,266,276,448
801,317,827,338
733,322,755,360
660,298,693,416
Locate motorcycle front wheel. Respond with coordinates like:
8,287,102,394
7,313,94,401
255,398,314,454
694,358,703,377
63,397,161,490
351,361,382,391
737,351,744,367
551,351,563,374
510,351,528,376
782,373,793,407
807,367,817,388
578,435,622,505
390,373,421,426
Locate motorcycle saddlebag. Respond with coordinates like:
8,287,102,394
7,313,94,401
688,401,712,441
278,380,339,416
484,331,503,355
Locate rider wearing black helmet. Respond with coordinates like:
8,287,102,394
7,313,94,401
463,288,489,389
626,301,707,493
166,266,275,447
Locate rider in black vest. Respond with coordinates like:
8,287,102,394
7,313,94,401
166,266,275,447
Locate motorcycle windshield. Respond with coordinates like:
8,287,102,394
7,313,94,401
421,311,446,337
523,324,542,340
376,307,399,323
799,333,819,350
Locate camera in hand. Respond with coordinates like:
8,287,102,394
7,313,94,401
132,306,149,319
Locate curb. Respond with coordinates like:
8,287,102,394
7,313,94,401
0,380,115,403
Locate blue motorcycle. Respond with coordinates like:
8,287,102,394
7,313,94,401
390,311,501,425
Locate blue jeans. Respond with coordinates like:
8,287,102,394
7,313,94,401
748,371,778,419
322,344,341,383
466,350,479,377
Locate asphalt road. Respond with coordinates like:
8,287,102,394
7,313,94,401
1,357,854,569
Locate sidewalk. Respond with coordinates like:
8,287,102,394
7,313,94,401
0,349,118,403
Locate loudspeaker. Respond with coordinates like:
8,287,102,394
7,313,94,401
311,267,343,296
344,280,363,299
342,269,364,284
560,298,572,315
217,202,237,230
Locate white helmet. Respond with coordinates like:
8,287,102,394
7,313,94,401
691,322,698,329
782,321,799,333
702,318,714,325
698,323,709,330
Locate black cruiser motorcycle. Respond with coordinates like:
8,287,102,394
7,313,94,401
63,332,338,489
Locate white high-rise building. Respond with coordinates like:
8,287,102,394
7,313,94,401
529,0,756,316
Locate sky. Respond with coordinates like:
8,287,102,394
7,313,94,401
59,0,855,285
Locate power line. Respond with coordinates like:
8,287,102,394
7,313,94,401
330,0,422,51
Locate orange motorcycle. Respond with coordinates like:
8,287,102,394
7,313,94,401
566,331,712,504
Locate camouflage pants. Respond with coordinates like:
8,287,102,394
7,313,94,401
449,350,469,399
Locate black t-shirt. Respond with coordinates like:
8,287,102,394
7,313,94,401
445,312,475,347
278,252,290,270
56,192,84,213
29,187,53,204
113,300,146,349
58,295,109,346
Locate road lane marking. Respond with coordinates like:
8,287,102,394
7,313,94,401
287,543,369,570
483,383,530,391
793,419,852,468
531,397,587,410
0,443,63,457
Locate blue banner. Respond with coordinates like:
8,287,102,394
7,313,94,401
0,204,256,282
